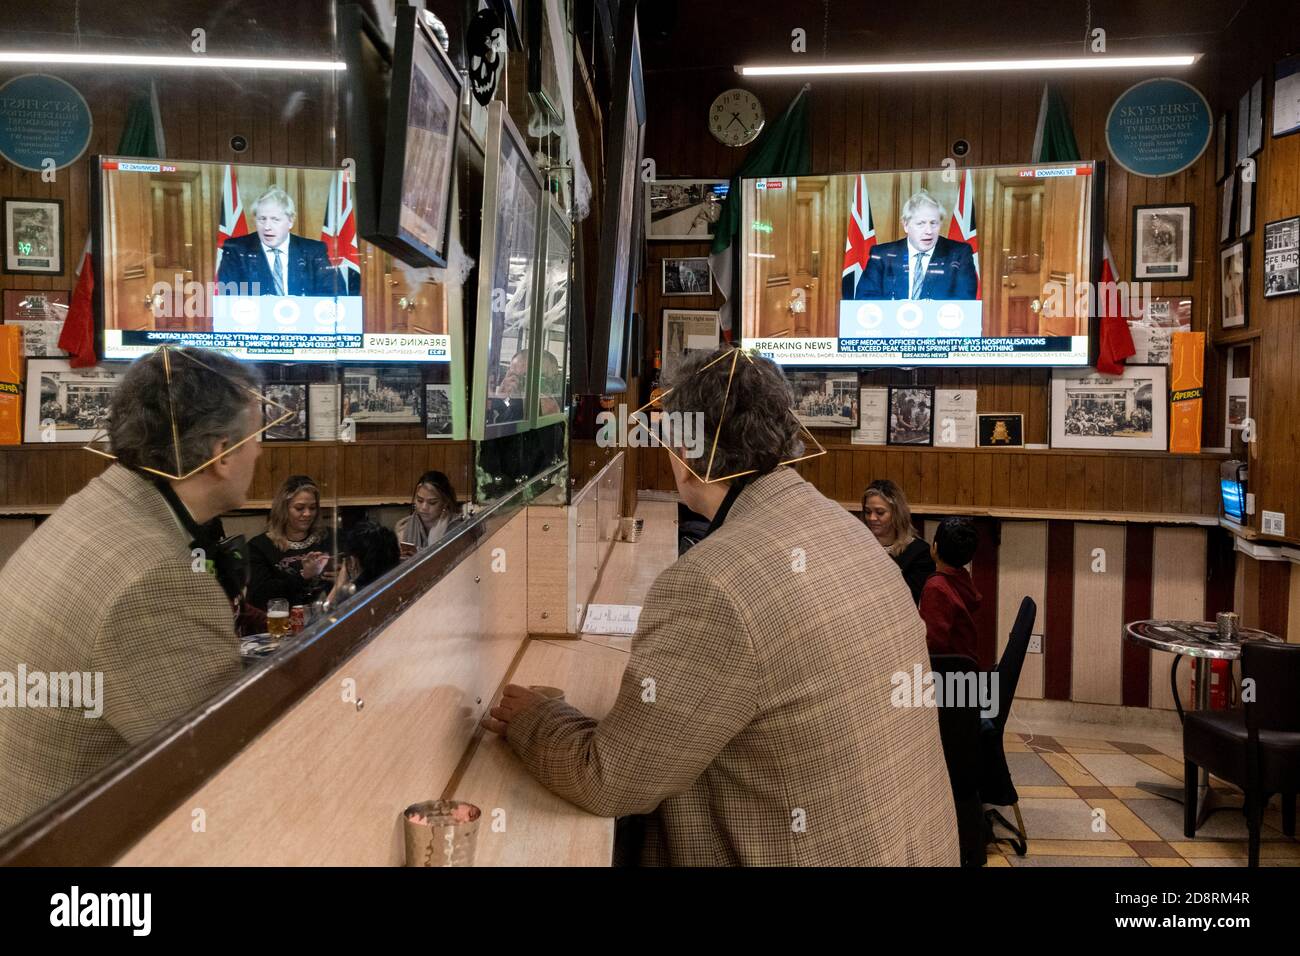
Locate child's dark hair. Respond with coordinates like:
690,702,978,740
934,517,978,568
340,521,401,589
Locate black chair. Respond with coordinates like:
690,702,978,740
1183,641,1300,867
979,596,1037,856
929,653,986,867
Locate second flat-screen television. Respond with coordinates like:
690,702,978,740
93,155,451,363
740,160,1104,367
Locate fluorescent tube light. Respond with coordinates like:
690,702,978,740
737,54,1199,77
0,51,345,71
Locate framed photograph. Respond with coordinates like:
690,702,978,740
1219,176,1236,244
341,366,423,423
3,198,64,275
1225,375,1249,448
23,359,127,443
261,383,308,441
1220,241,1249,329
424,383,453,438
1247,76,1264,155
977,413,1024,447
1236,168,1255,239
1132,205,1193,280
527,0,564,123
1215,112,1230,182
660,308,719,384
1236,87,1251,165
3,289,70,357
661,257,713,296
530,195,572,427
887,386,934,446
376,5,463,268
307,382,341,441
1127,296,1192,364
645,179,729,241
789,370,860,429
1273,53,1300,138
1050,366,1168,452
1263,216,1300,298
472,101,543,439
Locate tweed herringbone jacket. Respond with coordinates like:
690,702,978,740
508,467,960,866
0,465,240,832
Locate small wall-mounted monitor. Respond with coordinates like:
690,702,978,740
1220,459,1247,523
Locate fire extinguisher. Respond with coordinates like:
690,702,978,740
1190,659,1233,710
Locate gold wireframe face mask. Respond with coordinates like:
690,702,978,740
629,348,826,484
84,345,284,481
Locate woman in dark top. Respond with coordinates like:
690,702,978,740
246,474,335,614
861,478,934,604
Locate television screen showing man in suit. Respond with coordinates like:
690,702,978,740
738,162,1098,368
95,157,451,364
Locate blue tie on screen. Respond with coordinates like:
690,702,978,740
273,248,285,296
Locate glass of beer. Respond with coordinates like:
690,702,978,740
266,599,291,640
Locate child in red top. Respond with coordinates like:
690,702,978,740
918,517,982,662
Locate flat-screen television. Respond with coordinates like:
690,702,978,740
739,161,1104,367
1221,460,1247,523
93,155,450,363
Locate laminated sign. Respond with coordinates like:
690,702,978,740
1168,331,1204,453
0,325,22,444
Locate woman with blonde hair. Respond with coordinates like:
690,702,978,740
246,474,335,614
861,478,934,604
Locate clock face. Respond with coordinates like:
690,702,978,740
709,89,764,147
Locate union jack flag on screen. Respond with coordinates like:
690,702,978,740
947,168,980,299
215,164,249,278
321,170,360,295
842,174,875,300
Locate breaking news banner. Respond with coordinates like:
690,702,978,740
0,867,1284,939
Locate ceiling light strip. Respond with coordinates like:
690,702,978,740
737,55,1198,77
0,52,345,71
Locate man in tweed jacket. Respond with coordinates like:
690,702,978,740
486,349,959,865
0,349,260,832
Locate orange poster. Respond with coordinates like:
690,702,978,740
1168,331,1204,453
0,325,22,444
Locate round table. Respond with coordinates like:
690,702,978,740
1123,619,1283,827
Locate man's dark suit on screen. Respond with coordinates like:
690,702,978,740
853,236,978,301
216,233,343,297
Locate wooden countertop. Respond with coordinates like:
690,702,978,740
451,636,630,867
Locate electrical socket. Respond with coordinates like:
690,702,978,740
1028,633,1043,654
1262,510,1286,536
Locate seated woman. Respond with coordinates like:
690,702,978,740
325,521,401,609
394,471,459,555
246,475,335,622
861,478,934,604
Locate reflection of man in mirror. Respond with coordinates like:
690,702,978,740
217,187,341,297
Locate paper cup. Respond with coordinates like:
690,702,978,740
402,800,481,867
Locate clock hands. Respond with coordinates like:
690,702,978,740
729,111,752,134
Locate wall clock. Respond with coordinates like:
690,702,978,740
709,89,764,147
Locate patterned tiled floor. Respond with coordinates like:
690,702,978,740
986,733,1300,867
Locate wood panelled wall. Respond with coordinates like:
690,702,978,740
634,57,1233,510
1213,0,1300,543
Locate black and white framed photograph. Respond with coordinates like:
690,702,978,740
3,198,63,275
1273,53,1300,138
1050,365,1168,451
1220,241,1249,329
261,383,308,441
789,370,860,429
424,383,453,437
1127,296,1192,365
1219,176,1236,244
23,359,127,444
341,366,423,423
886,386,934,446
377,5,463,268
661,256,713,296
1236,167,1255,239
1215,112,1230,182
1132,204,1193,280
977,413,1024,448
645,179,729,241
1264,216,1300,298
660,308,719,383
1235,86,1252,165
1247,76,1265,155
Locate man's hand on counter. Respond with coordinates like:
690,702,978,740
481,684,547,736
